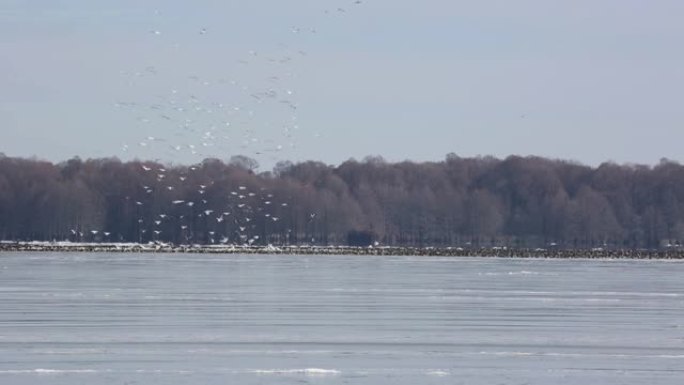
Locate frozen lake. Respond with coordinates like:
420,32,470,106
0,253,683,384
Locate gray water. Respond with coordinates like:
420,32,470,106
0,253,683,385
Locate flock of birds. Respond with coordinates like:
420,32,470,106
130,171,290,245
73,1,366,245
116,1,365,163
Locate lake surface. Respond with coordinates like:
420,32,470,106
0,253,683,384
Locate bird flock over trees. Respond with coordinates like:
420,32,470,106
109,1,367,246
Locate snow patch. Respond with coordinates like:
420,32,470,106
251,368,340,376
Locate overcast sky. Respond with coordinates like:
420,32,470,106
2,0,683,169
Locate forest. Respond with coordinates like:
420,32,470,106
1,152,684,249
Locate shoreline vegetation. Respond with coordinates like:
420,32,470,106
4,154,684,250
2,241,684,259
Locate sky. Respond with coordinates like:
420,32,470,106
1,0,684,170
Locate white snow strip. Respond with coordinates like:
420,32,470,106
250,368,341,376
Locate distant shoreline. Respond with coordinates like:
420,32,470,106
1,241,683,259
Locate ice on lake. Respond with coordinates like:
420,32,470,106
0,253,683,384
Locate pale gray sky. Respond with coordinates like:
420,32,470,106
2,0,683,169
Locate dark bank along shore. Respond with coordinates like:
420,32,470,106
1,242,684,259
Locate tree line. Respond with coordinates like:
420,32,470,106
1,152,683,249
